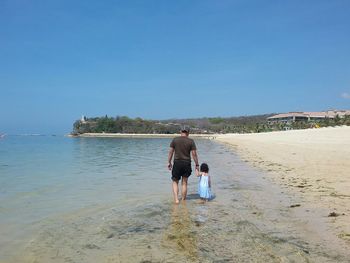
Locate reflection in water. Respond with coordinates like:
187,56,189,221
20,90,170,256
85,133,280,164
163,203,198,261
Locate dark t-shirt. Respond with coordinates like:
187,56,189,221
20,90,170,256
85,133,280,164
170,136,197,162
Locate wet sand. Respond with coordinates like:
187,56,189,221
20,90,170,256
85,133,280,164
216,126,350,256
6,139,350,262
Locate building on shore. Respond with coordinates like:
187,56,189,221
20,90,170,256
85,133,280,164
267,110,350,124
81,115,87,123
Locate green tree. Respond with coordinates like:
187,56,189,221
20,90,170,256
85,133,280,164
334,114,341,125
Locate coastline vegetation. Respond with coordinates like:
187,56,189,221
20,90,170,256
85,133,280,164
72,114,350,135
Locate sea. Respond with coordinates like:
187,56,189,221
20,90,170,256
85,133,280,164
0,135,347,262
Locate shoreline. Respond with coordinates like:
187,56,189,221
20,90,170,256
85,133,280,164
215,126,350,249
2,133,350,261
82,126,349,256
69,133,218,139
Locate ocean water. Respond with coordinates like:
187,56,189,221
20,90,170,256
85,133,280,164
0,136,347,262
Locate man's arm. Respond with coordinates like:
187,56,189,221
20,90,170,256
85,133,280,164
191,150,199,171
167,147,174,170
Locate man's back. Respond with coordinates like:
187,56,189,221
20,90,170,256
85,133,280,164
170,136,197,161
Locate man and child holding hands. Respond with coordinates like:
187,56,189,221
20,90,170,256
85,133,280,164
167,128,212,204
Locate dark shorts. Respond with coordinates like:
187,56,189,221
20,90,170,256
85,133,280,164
172,160,192,181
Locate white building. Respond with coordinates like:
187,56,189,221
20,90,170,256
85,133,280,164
267,110,350,123
81,115,87,123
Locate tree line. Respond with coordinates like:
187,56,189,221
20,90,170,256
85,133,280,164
72,114,350,135
72,114,273,135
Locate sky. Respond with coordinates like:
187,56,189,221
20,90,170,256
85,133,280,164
1,0,350,134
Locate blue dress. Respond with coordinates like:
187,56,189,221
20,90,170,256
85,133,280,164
198,175,211,199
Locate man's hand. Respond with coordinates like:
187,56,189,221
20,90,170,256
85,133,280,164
167,162,172,171
195,168,200,176
195,164,199,175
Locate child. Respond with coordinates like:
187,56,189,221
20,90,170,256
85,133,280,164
197,163,212,202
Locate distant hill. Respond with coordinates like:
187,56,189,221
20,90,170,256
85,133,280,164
72,114,275,135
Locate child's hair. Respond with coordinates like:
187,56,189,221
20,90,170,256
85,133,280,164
200,163,209,173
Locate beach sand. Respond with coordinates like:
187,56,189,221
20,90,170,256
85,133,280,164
216,126,350,249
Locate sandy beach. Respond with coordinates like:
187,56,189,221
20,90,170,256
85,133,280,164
216,126,350,248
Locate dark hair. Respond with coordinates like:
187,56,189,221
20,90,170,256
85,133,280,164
181,127,189,133
200,163,209,173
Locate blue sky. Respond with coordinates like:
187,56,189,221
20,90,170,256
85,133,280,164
1,0,349,134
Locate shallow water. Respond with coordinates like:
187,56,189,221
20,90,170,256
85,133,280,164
0,136,348,262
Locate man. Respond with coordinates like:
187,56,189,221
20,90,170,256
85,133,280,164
167,127,199,204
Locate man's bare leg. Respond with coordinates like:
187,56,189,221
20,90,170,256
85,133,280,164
172,180,180,204
181,177,188,201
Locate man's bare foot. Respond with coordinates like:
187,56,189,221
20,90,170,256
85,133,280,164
175,199,180,204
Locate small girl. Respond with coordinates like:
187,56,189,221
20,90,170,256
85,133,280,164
197,163,212,202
